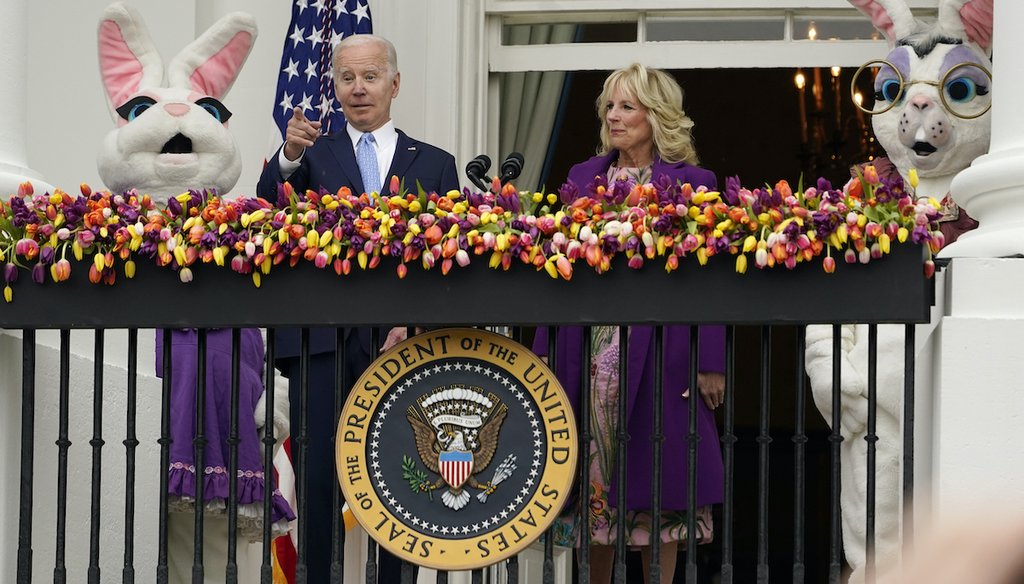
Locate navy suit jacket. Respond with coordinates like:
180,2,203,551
257,125,460,359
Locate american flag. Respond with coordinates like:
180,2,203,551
266,0,373,161
266,4,371,582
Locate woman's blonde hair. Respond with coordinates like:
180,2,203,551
596,63,699,165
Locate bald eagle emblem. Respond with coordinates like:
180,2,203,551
405,385,517,511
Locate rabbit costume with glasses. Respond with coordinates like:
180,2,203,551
805,1,993,582
96,3,293,581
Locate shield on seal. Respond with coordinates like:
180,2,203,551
438,450,474,489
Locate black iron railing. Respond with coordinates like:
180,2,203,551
1,244,933,583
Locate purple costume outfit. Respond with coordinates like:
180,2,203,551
534,152,725,546
156,329,295,539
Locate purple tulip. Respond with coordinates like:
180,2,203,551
31,263,45,284
3,263,17,284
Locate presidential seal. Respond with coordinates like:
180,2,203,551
336,328,577,570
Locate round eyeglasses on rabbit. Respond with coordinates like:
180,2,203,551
850,59,992,120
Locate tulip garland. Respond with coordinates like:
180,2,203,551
0,168,943,303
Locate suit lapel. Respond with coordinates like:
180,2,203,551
326,125,365,194
387,130,420,191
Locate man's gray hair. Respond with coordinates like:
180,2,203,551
332,34,399,79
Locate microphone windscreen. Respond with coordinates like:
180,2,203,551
466,154,491,176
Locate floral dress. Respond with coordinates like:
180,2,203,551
550,326,713,548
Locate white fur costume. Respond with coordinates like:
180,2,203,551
95,4,290,582
96,2,255,203
806,1,993,582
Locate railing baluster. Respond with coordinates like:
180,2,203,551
158,329,172,584
193,328,209,583
297,327,310,584
687,326,699,584
472,568,484,584
331,327,347,584
902,324,916,552
124,328,139,584
436,570,449,583
614,325,628,584
829,324,843,584
721,327,736,584
54,328,71,584
17,329,36,584
579,326,592,584
365,327,381,584
88,329,106,584
226,328,241,584
650,326,664,584
865,324,878,583
793,326,807,584
544,328,557,584
261,329,278,584
756,325,772,584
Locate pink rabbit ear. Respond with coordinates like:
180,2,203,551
166,13,257,99
848,0,919,44
97,2,163,112
956,0,993,51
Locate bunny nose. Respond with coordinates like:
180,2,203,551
910,94,933,111
163,103,190,117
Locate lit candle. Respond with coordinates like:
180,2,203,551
796,70,808,143
832,66,842,126
854,91,867,131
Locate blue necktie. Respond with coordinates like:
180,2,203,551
356,132,381,194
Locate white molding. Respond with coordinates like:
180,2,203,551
485,0,937,13
490,39,889,71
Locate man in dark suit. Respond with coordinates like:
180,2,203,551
257,33,459,583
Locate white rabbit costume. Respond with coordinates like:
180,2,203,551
96,2,252,204
805,1,992,582
95,4,292,582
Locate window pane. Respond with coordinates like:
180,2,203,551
793,16,882,41
502,22,635,45
647,17,785,41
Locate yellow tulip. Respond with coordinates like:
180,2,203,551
697,248,708,266
252,272,261,288
93,253,105,272
743,236,757,253
735,254,748,274
908,168,919,189
124,260,136,279
879,233,891,254
3,286,11,303
897,227,909,243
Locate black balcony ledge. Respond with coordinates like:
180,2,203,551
0,243,933,329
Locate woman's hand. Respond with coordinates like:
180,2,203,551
682,372,725,410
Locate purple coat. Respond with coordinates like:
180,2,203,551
567,150,718,195
532,153,725,511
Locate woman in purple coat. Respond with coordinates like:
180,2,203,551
534,64,725,584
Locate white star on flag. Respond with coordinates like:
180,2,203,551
266,0,373,166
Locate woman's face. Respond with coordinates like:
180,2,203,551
604,86,653,159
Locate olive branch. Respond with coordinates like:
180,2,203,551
402,455,434,500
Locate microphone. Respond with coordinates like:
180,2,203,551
465,154,492,192
499,152,524,185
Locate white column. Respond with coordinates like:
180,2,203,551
939,0,1024,257
0,0,52,194
932,260,1024,515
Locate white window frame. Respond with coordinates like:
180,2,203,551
466,0,936,161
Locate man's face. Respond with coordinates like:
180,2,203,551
333,41,400,133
